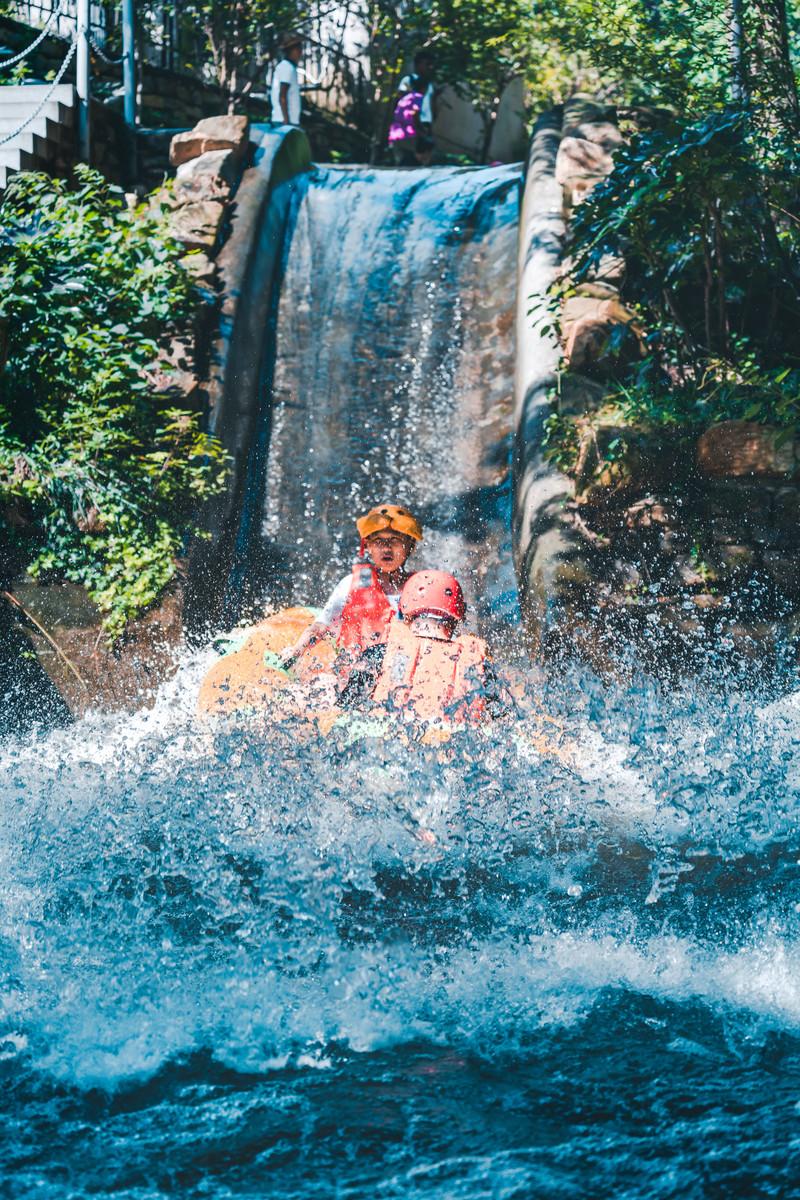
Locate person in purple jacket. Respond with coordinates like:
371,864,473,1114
387,49,438,166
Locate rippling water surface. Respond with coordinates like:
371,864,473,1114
3,653,800,1198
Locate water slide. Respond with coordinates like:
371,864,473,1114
3,137,800,1197
221,161,522,641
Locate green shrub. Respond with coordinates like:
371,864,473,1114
545,106,800,481
0,167,227,640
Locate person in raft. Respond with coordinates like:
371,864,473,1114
387,49,437,166
280,504,423,667
340,568,495,725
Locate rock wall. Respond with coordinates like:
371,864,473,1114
513,98,800,673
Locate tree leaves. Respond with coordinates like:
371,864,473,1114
0,168,228,641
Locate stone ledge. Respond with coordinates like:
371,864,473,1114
696,420,797,478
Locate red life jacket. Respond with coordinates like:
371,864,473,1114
371,619,488,725
338,563,394,654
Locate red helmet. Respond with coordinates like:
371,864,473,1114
400,571,466,622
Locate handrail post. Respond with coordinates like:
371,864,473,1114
76,0,90,160
122,0,136,127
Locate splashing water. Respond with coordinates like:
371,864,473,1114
3,165,800,1197
3,652,800,1197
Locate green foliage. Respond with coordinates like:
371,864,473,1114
524,0,800,116
541,89,800,484
544,61,799,482
0,167,227,640
573,109,798,353
163,0,310,105
542,411,582,473
526,0,733,110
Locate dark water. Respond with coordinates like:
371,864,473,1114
4,165,800,1197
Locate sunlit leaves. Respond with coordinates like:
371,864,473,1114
0,166,228,641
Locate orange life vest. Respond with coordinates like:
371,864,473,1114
371,619,488,725
338,563,394,653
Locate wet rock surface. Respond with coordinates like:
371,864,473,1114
697,420,797,477
3,580,185,722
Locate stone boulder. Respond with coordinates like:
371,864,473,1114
568,120,624,154
558,371,609,415
696,421,796,478
561,95,616,136
174,148,240,202
571,420,680,504
555,136,615,203
562,296,642,375
170,199,226,251
170,115,249,167
180,251,217,286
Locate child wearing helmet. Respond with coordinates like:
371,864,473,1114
338,568,508,729
280,504,423,666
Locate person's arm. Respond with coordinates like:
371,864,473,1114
280,576,350,665
393,74,413,107
419,83,435,128
279,81,291,123
280,619,327,666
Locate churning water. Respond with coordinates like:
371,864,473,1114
3,659,800,1198
4,164,800,1197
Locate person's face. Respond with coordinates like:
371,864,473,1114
415,55,434,82
366,532,411,574
287,41,303,63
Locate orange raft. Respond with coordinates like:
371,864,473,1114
197,606,490,742
197,607,340,723
197,607,568,758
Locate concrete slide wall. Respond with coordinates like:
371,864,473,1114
185,124,311,634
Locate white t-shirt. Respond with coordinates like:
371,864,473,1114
398,75,434,124
319,574,403,633
270,59,301,125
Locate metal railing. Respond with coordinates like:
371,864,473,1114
2,0,133,158
2,0,373,154
10,0,109,47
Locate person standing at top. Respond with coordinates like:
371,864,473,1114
270,32,303,125
387,49,437,166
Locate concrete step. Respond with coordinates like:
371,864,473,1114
0,146,41,171
0,86,78,192
1,128,60,160
0,113,74,147
0,84,76,108
0,100,75,126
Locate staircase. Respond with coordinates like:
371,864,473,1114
0,84,76,191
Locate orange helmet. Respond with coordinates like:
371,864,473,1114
400,571,466,622
356,504,423,543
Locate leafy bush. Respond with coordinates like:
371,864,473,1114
0,167,227,640
544,105,800,483
568,111,800,377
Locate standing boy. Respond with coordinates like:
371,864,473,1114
271,32,303,126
